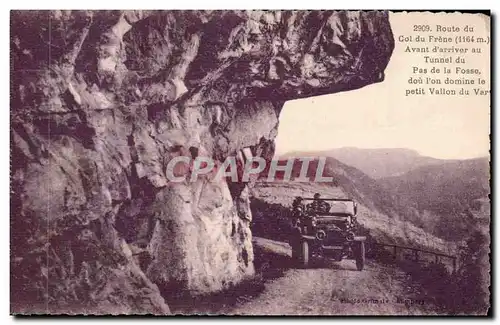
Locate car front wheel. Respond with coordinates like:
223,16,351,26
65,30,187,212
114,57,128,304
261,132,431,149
354,241,365,271
300,240,309,268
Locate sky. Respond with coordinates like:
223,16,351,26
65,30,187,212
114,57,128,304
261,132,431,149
274,12,490,160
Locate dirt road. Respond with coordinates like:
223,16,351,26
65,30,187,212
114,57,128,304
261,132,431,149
170,237,446,315
224,237,443,315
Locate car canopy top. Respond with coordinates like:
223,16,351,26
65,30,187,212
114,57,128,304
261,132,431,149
301,197,357,215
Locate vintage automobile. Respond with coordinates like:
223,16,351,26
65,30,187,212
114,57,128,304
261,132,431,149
290,195,366,270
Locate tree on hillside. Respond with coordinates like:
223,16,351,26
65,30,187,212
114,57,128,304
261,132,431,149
453,230,490,314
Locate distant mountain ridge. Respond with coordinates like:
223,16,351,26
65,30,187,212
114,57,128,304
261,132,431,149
309,147,450,179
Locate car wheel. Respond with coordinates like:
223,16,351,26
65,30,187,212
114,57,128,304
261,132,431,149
291,240,300,263
300,240,309,268
355,241,365,271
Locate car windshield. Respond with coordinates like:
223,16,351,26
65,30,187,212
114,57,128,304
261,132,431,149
328,201,355,215
306,200,355,215
315,213,351,217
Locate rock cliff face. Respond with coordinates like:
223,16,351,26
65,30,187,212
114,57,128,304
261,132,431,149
10,10,394,314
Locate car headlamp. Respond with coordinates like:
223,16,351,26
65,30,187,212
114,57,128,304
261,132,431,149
346,232,355,241
316,229,326,240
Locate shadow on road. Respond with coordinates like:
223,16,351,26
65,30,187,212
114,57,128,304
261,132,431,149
166,244,294,314
306,257,348,270
165,238,363,314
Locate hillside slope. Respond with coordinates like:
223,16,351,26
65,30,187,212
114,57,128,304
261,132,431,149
379,157,490,240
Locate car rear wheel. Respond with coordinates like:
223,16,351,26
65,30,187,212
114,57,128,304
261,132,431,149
291,240,300,263
354,241,365,271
